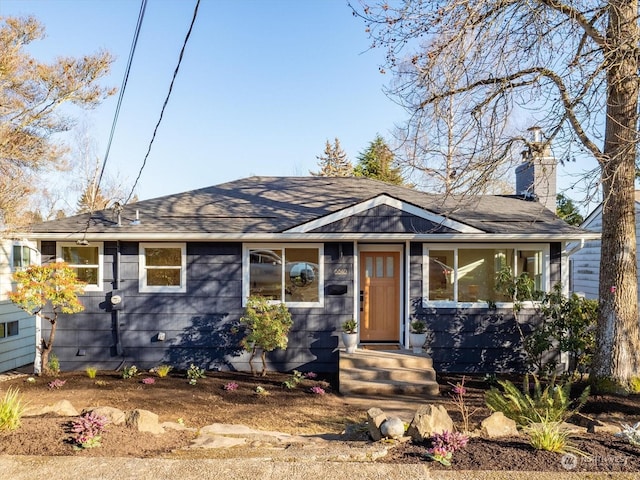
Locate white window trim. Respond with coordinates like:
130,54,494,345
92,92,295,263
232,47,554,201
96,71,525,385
57,242,103,292
422,243,550,308
243,243,324,307
139,242,187,293
10,241,39,271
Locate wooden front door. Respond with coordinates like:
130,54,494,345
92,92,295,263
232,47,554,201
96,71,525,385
360,251,400,342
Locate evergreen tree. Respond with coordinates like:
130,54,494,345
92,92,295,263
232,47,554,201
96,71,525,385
310,138,353,177
556,194,584,227
354,135,407,186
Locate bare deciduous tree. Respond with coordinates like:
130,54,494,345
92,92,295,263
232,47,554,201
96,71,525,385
352,0,640,390
70,122,129,214
391,39,518,195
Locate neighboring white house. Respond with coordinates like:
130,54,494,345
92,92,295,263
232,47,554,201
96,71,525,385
0,239,38,373
570,192,640,300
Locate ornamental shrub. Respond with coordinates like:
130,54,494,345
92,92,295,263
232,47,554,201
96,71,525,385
485,375,589,427
240,296,293,376
71,411,108,449
0,388,26,431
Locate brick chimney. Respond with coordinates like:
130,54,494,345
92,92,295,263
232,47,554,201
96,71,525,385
515,127,557,212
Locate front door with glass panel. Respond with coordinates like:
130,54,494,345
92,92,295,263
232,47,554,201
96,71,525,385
360,251,400,342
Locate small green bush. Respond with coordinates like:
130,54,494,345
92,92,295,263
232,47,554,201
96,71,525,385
121,365,138,379
240,296,293,376
283,370,304,389
186,364,205,385
591,376,627,395
526,419,571,453
0,387,26,431
48,353,60,376
85,366,98,379
485,375,590,426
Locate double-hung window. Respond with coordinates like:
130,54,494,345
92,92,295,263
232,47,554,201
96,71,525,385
139,243,186,293
58,242,103,291
12,243,38,270
423,244,547,305
244,244,323,306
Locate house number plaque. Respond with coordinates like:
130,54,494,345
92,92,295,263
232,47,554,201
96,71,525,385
333,268,348,276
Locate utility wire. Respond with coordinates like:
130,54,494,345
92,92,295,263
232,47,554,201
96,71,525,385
95,0,147,201
79,0,147,242
125,0,201,204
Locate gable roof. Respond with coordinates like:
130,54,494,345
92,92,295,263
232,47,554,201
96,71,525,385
24,176,595,241
580,191,640,231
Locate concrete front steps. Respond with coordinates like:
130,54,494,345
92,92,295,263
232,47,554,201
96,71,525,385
339,348,439,396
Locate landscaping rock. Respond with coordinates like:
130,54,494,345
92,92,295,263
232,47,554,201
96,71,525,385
190,435,247,449
380,416,405,439
406,404,453,441
559,421,584,435
85,406,126,425
587,419,622,435
198,423,307,444
161,421,195,431
480,412,519,438
125,409,164,434
25,399,79,417
366,407,387,441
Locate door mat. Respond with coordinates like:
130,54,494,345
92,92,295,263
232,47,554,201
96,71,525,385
360,344,401,351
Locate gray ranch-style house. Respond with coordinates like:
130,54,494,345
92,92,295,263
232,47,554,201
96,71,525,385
21,165,596,375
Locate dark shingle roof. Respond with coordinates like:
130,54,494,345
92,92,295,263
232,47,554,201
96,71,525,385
27,176,586,237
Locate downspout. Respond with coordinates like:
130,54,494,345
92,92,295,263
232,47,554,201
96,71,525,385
404,240,411,349
353,240,359,344
114,240,125,365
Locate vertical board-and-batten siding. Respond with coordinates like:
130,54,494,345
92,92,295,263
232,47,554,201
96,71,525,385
570,202,640,300
39,241,353,373
410,242,563,373
0,240,36,372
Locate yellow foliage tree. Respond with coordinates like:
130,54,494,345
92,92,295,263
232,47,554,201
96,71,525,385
9,263,86,375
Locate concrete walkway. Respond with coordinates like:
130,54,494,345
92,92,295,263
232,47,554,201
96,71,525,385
0,456,637,480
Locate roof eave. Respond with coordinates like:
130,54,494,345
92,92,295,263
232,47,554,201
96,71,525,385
21,231,601,242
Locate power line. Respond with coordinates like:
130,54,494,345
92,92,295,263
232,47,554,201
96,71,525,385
79,0,147,242
95,0,147,200
125,0,201,204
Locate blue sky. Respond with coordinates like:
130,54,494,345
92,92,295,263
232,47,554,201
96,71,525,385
1,0,597,210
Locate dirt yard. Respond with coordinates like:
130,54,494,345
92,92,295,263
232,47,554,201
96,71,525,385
0,370,639,472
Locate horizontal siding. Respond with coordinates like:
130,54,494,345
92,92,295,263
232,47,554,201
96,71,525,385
43,241,354,373
0,308,36,372
39,239,558,374
412,303,536,373
570,203,640,300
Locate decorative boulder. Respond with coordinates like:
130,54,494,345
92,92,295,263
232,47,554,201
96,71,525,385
86,406,126,425
25,399,79,417
366,407,387,441
380,416,405,439
406,404,454,441
126,409,164,434
587,419,622,435
481,412,519,438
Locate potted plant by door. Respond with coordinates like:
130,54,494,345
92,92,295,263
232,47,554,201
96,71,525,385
341,319,358,354
410,320,427,354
